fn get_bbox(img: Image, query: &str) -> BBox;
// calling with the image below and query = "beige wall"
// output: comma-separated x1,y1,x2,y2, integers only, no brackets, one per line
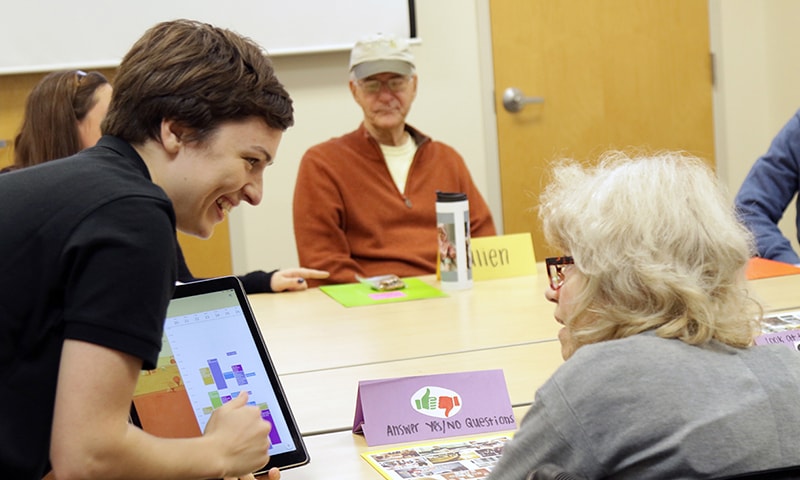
230,0,495,273
711,0,800,255
231,0,800,274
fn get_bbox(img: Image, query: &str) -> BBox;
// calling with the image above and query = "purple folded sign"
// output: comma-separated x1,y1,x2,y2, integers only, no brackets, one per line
352,369,516,446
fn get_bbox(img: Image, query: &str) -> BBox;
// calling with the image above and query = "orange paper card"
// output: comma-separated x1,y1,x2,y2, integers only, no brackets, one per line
746,257,800,280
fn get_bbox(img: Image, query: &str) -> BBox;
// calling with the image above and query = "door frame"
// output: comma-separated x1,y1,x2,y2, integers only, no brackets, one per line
475,0,505,234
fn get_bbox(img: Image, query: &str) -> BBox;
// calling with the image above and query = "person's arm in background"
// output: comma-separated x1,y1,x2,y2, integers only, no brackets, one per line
177,242,328,293
240,268,330,292
293,148,366,286
734,110,800,265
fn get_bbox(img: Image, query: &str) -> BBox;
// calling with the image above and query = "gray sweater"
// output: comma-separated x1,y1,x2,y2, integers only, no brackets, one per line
488,331,800,479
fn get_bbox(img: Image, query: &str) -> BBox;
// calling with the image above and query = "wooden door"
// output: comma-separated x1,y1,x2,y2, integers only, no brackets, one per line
177,225,233,278
489,0,716,260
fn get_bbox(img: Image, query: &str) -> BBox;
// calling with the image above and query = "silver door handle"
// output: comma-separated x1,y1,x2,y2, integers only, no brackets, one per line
502,87,544,113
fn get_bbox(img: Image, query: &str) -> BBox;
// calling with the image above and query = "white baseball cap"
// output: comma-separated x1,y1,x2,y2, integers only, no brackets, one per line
349,33,415,80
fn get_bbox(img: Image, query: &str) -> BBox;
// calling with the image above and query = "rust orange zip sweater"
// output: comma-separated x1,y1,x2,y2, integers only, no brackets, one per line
293,123,496,286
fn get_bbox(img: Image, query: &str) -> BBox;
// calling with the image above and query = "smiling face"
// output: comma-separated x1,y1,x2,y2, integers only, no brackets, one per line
159,116,282,238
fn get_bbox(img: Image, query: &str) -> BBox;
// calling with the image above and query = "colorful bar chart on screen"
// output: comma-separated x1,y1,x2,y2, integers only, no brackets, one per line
162,302,292,453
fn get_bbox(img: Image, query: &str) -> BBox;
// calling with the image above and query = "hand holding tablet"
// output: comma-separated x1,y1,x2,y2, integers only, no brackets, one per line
131,276,310,475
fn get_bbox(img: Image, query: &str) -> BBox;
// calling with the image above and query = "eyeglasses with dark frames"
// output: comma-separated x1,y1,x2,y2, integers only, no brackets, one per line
545,256,574,290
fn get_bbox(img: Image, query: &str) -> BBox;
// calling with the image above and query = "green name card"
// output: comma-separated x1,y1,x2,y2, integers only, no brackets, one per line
471,233,537,280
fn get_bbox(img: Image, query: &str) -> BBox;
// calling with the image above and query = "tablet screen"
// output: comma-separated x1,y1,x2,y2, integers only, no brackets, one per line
131,278,309,472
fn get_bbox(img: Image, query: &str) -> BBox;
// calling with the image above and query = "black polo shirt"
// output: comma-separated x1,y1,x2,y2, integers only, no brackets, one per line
0,136,177,478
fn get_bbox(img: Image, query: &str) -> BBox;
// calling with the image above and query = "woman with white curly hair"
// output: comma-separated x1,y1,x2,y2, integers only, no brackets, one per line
488,151,800,480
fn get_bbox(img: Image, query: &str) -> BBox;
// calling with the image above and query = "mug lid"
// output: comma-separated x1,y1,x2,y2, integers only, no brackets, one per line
436,191,467,202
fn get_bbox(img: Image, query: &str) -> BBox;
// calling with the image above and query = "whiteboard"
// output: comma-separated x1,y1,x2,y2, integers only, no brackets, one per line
1,0,416,75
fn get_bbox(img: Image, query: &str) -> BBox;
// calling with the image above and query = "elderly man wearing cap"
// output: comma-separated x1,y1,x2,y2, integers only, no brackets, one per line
293,33,496,286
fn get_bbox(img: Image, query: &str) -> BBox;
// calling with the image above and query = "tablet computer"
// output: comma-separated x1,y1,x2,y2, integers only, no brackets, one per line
130,276,310,473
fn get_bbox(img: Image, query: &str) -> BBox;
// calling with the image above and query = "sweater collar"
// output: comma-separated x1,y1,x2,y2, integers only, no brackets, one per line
357,122,430,148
